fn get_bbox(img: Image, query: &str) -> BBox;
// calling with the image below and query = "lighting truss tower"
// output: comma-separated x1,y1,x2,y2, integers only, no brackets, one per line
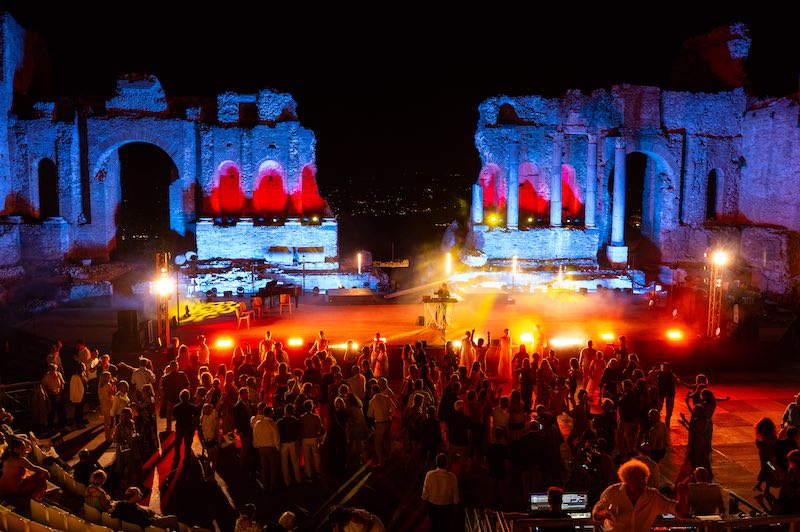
156,251,171,345
706,251,727,337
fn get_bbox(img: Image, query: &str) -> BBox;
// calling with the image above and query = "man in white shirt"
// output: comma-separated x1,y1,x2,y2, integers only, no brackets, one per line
346,366,366,401
593,459,677,532
130,358,156,397
579,340,598,389
422,453,459,530
252,404,281,492
367,384,397,468
197,335,210,366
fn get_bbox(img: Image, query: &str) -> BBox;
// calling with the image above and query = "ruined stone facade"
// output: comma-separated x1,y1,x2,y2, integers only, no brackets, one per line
0,13,336,268
464,85,800,293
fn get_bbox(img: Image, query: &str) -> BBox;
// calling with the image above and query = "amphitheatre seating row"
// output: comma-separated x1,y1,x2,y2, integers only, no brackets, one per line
24,435,210,532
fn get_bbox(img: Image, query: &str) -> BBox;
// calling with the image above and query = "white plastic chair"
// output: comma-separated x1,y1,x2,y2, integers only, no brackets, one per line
101,513,121,531
279,293,292,315
69,477,87,497
46,508,68,532
121,520,144,532
234,307,251,329
66,513,89,532
30,499,49,525
83,504,102,525
5,512,31,532
29,521,57,532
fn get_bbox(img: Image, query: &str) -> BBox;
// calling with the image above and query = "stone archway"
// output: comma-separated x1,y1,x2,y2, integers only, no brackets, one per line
561,164,583,223
253,160,287,218
116,142,178,256
37,158,59,219
606,144,676,271
479,163,505,218
519,161,548,224
81,128,193,260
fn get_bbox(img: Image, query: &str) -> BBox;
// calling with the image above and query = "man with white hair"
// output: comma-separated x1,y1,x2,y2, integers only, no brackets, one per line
593,459,677,531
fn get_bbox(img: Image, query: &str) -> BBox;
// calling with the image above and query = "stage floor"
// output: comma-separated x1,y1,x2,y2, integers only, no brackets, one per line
182,290,666,342
20,289,693,365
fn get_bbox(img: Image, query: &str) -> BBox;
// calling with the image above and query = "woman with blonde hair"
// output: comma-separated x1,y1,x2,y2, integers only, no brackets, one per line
84,469,112,512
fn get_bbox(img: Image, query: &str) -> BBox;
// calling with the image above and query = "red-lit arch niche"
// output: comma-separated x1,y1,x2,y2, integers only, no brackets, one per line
561,164,584,222
479,163,506,213
209,161,244,216
301,164,328,216
253,160,288,217
519,162,548,222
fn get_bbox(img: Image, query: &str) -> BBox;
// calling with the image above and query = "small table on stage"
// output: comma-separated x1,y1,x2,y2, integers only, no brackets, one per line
422,296,457,335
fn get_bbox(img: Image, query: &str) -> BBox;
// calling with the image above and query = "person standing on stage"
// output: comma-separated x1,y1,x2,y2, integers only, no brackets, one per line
533,324,547,356
498,329,513,381
459,331,476,374
579,340,598,390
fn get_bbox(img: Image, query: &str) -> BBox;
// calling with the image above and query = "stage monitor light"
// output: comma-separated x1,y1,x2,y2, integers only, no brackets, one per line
527,217,534,223
549,337,584,348
287,337,304,347
711,250,728,267
311,216,319,222
600,332,615,342
215,337,233,348
488,214,498,225
520,332,534,344
155,277,174,296
665,329,683,341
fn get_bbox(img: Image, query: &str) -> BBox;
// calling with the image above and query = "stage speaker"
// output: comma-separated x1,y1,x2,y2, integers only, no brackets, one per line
117,310,138,334
112,329,140,353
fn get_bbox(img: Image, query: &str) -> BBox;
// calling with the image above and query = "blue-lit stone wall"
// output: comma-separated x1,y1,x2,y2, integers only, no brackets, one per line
195,218,338,266
468,84,800,292
0,15,334,265
473,226,599,261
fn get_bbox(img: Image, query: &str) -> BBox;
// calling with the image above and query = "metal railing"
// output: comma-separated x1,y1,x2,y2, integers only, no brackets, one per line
466,508,800,532
0,380,37,417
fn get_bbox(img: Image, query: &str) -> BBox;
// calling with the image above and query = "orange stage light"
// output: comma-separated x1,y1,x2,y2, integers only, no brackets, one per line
451,340,462,348
549,337,584,348
215,337,233,348
287,337,304,347
600,333,615,342
665,329,683,341
520,333,534,344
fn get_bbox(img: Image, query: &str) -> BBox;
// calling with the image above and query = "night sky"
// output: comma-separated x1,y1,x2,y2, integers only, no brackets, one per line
4,4,798,256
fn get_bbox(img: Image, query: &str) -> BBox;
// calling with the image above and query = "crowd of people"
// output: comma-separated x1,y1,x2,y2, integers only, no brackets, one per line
1,328,799,530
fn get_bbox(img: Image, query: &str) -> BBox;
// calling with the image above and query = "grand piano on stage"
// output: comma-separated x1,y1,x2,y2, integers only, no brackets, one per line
259,282,302,308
